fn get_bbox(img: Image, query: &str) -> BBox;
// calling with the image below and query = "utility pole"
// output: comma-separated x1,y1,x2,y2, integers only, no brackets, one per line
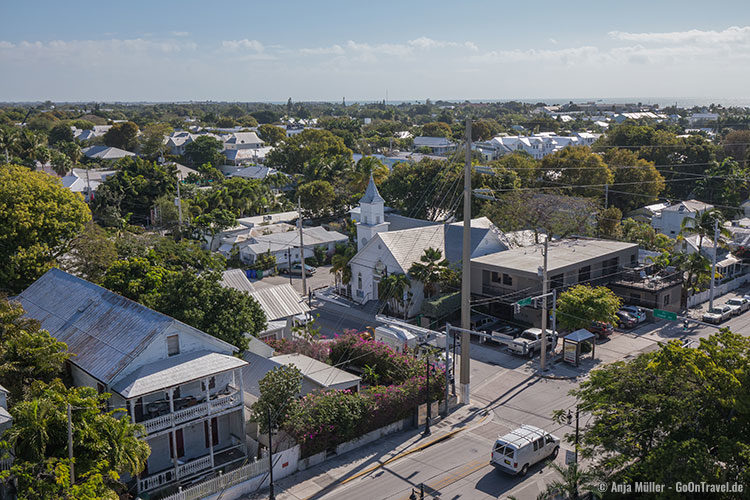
423,346,431,437
267,408,275,500
443,325,451,417
67,403,74,485
460,118,472,405
85,168,92,202
540,236,549,372
604,184,609,209
287,248,292,285
709,218,718,310
576,405,579,463
297,196,307,297
176,172,183,227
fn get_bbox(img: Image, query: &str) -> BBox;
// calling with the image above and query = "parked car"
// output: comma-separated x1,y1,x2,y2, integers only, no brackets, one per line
702,306,733,324
507,328,558,358
615,311,638,329
481,321,522,341
725,297,750,315
280,263,317,276
589,321,614,339
620,306,647,323
491,425,560,476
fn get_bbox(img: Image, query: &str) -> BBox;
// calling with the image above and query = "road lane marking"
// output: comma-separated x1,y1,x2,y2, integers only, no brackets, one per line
396,459,490,500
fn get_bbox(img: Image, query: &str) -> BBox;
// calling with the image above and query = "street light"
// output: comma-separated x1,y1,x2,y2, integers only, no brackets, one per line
420,343,432,437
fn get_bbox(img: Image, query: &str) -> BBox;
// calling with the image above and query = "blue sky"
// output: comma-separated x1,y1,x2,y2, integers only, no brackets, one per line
1,0,749,102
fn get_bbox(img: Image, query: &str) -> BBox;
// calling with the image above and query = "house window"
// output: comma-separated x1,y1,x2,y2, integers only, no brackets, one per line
502,274,512,286
173,386,181,400
630,253,637,265
169,429,185,458
201,377,216,391
551,274,564,289
204,417,219,448
578,266,591,283
482,270,490,284
376,216,381,224
491,271,501,283
167,335,180,357
664,294,670,305
358,273,362,289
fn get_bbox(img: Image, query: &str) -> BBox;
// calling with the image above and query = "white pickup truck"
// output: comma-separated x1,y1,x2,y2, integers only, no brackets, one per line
505,328,558,358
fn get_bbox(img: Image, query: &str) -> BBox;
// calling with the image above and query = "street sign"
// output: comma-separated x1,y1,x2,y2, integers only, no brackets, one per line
517,297,533,307
653,309,677,321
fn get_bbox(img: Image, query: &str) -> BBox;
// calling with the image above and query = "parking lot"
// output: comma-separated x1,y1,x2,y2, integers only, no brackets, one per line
250,264,335,295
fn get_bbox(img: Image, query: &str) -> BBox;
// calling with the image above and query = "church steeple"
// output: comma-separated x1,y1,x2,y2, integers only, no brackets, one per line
356,175,389,250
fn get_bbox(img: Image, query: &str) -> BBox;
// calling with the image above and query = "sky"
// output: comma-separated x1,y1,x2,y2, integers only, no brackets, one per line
1,0,750,103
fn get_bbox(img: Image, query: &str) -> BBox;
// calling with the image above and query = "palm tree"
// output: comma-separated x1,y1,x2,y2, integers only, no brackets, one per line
0,127,20,163
408,247,449,298
4,397,55,462
679,208,730,252
331,245,356,295
378,273,412,318
537,462,602,500
99,417,150,477
60,141,83,166
673,252,713,308
350,156,389,193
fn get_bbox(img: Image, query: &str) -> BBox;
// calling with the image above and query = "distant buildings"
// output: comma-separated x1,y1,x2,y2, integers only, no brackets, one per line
650,199,714,238
413,136,457,155
81,145,136,160
474,132,600,161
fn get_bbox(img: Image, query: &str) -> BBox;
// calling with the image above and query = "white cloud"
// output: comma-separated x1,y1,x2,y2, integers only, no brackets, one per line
0,41,15,49
299,37,478,60
300,44,345,55
170,31,190,37
609,26,750,44
221,39,264,52
407,37,478,51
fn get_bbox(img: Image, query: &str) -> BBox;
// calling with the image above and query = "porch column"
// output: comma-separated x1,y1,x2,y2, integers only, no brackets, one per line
168,388,175,415
236,368,244,401
170,430,179,479
128,399,136,424
205,377,211,413
207,418,215,468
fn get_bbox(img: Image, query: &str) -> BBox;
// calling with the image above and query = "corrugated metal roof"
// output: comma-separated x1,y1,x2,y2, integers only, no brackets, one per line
17,269,236,385
248,284,309,321
241,351,283,398
220,269,256,293
112,350,247,398
271,353,361,388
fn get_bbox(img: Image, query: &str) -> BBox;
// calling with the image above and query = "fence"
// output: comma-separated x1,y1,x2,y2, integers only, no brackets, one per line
687,275,750,308
159,459,268,500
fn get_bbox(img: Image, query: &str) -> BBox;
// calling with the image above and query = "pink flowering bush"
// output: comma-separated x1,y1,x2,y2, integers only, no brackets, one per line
266,337,330,362
284,367,446,458
328,333,420,385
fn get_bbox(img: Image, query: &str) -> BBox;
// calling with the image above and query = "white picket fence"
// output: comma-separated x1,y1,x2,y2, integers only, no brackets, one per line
687,275,750,308
160,459,268,500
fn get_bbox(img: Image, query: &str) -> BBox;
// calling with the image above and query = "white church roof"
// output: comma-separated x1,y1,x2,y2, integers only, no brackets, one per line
359,175,385,204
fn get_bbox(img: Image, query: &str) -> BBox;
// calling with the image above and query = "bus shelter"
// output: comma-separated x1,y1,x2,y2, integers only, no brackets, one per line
562,329,596,367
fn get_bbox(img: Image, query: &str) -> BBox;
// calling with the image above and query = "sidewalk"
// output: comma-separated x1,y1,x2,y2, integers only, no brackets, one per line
246,403,488,500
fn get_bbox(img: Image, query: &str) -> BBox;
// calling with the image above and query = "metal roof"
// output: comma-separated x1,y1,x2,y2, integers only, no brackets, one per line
496,424,548,448
220,269,256,293
241,351,284,398
248,284,309,321
565,329,596,343
271,353,361,388
359,175,385,204
17,269,236,385
112,350,247,399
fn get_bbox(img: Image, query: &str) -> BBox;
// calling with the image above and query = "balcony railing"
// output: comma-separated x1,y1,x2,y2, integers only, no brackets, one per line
140,388,242,435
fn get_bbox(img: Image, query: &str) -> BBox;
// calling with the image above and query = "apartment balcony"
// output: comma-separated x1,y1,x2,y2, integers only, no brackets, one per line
138,386,242,435
137,441,246,493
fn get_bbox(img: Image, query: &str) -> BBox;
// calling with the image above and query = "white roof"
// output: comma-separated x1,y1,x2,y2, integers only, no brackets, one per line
248,284,310,321
225,132,264,146
413,136,456,147
496,425,548,448
61,168,116,192
112,350,247,398
220,269,256,293
240,226,347,256
271,353,361,388
82,145,135,160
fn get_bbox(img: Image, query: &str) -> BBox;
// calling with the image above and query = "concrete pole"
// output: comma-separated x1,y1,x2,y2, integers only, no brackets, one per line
67,403,74,485
297,196,307,297
709,218,718,310
443,325,451,417
176,172,183,226
460,118,472,405
540,237,549,372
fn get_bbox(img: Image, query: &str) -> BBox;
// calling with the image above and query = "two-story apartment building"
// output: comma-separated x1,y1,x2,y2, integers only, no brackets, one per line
17,269,249,496
651,199,713,238
471,239,638,325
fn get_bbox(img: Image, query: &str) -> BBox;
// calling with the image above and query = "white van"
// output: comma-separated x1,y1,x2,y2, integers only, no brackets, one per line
490,425,560,476
374,325,417,354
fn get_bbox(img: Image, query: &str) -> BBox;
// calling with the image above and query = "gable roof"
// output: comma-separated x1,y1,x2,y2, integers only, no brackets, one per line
220,269,256,293
271,353,361,388
360,175,385,204
111,350,247,399
354,218,499,273
248,284,310,321
81,145,135,160
224,132,263,146
16,269,235,385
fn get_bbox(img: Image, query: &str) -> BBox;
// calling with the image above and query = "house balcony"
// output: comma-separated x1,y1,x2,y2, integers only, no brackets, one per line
137,441,246,493
137,386,242,435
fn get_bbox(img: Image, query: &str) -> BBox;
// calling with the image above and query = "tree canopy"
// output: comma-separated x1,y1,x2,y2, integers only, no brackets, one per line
556,285,622,331
569,330,750,490
102,121,139,151
0,165,91,293
265,129,352,176
182,135,224,168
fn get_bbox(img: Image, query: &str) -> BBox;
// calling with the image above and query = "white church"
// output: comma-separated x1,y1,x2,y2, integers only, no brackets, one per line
348,176,509,318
